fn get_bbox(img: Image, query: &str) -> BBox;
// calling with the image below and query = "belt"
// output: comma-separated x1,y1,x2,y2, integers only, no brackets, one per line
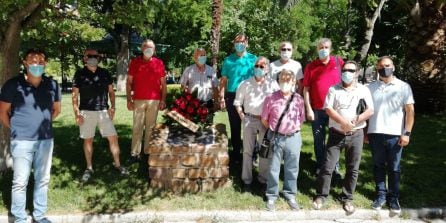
245,113,261,119
329,128,358,136
275,130,300,137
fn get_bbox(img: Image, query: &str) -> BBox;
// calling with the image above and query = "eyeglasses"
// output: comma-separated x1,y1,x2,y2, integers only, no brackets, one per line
86,55,100,58
254,65,265,69
342,69,356,72
281,48,292,51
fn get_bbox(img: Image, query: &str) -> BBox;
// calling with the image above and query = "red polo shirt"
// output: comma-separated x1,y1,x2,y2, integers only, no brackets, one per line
128,56,165,100
303,56,344,110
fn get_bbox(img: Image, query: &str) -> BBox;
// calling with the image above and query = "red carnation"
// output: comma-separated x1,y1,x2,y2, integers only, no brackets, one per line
186,105,195,115
185,94,193,101
179,101,186,110
191,99,200,108
201,107,209,116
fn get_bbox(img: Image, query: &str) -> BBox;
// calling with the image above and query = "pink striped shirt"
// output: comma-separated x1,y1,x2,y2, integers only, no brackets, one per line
261,91,306,135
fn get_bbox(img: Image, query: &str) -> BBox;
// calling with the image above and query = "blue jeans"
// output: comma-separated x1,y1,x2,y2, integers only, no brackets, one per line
266,132,301,201
11,139,54,223
368,134,402,201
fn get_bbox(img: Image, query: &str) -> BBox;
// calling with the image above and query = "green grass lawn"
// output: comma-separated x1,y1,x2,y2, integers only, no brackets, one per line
0,91,445,214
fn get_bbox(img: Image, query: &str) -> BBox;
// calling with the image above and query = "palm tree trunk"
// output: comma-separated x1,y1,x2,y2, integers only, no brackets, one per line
406,1,446,113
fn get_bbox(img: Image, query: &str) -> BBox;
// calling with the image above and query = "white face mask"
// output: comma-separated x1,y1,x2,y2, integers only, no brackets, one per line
279,82,293,93
280,51,292,61
143,48,154,58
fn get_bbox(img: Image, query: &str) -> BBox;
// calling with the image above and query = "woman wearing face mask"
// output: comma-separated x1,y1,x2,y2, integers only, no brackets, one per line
261,69,305,211
312,61,374,214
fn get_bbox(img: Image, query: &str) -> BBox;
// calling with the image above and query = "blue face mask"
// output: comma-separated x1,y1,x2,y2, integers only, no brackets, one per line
28,64,45,77
197,56,207,65
234,42,246,53
341,71,355,84
254,67,265,77
318,48,330,59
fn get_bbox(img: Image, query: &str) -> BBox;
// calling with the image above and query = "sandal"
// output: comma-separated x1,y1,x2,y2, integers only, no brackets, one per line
343,201,355,214
312,197,324,210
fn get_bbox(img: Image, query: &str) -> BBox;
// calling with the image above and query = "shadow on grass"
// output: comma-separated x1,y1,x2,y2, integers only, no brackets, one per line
50,123,170,214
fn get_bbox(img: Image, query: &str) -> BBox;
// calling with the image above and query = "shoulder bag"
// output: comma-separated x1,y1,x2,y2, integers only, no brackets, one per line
259,93,295,158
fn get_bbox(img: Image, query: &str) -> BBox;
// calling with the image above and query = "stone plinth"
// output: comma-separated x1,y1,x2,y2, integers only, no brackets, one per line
145,124,230,193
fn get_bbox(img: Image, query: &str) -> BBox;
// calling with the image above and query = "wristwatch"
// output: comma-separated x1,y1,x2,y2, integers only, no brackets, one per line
403,131,411,136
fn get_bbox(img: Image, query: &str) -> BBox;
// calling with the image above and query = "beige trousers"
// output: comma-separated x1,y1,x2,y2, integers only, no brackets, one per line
131,99,160,156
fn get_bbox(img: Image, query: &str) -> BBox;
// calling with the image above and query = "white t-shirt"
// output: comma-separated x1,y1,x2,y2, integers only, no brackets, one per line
269,59,304,82
367,77,415,135
233,77,279,116
324,83,374,131
179,64,218,102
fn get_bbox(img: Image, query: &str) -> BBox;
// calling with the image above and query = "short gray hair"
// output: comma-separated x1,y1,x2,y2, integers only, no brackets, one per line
316,38,332,49
256,56,270,65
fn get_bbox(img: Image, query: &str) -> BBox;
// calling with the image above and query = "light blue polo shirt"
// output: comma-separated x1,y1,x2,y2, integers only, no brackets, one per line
221,52,257,93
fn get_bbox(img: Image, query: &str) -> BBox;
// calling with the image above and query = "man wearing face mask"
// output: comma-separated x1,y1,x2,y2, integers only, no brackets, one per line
367,56,415,214
303,38,344,177
126,39,167,163
261,69,305,211
220,34,257,163
234,57,279,192
180,48,219,109
312,61,374,214
72,49,129,183
270,41,304,95
0,49,61,223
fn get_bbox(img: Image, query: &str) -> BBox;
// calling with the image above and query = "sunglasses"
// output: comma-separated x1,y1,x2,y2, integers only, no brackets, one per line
254,65,265,69
86,55,100,58
281,48,292,51
342,69,356,72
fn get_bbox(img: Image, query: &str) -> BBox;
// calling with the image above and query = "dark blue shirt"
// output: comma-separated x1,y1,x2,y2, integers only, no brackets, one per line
0,75,61,140
72,67,112,111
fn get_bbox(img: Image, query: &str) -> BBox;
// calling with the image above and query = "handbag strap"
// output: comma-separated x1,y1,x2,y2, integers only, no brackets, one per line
272,93,295,135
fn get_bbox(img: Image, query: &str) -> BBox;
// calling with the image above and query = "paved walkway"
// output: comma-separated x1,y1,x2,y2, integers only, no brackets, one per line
1,208,445,223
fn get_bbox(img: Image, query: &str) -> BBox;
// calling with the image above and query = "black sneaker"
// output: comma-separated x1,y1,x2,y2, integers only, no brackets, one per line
33,217,52,223
371,197,386,210
389,199,401,214
115,166,129,176
81,168,94,183
127,155,140,164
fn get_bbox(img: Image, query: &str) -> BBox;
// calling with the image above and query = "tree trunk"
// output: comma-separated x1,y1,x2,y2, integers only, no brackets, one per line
406,1,446,113
355,0,387,62
116,26,129,92
210,0,223,71
0,2,44,171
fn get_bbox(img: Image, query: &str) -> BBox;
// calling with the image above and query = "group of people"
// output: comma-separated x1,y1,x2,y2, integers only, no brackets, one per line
0,34,414,222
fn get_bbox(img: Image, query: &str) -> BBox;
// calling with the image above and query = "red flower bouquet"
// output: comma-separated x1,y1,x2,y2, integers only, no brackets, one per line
165,89,215,132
